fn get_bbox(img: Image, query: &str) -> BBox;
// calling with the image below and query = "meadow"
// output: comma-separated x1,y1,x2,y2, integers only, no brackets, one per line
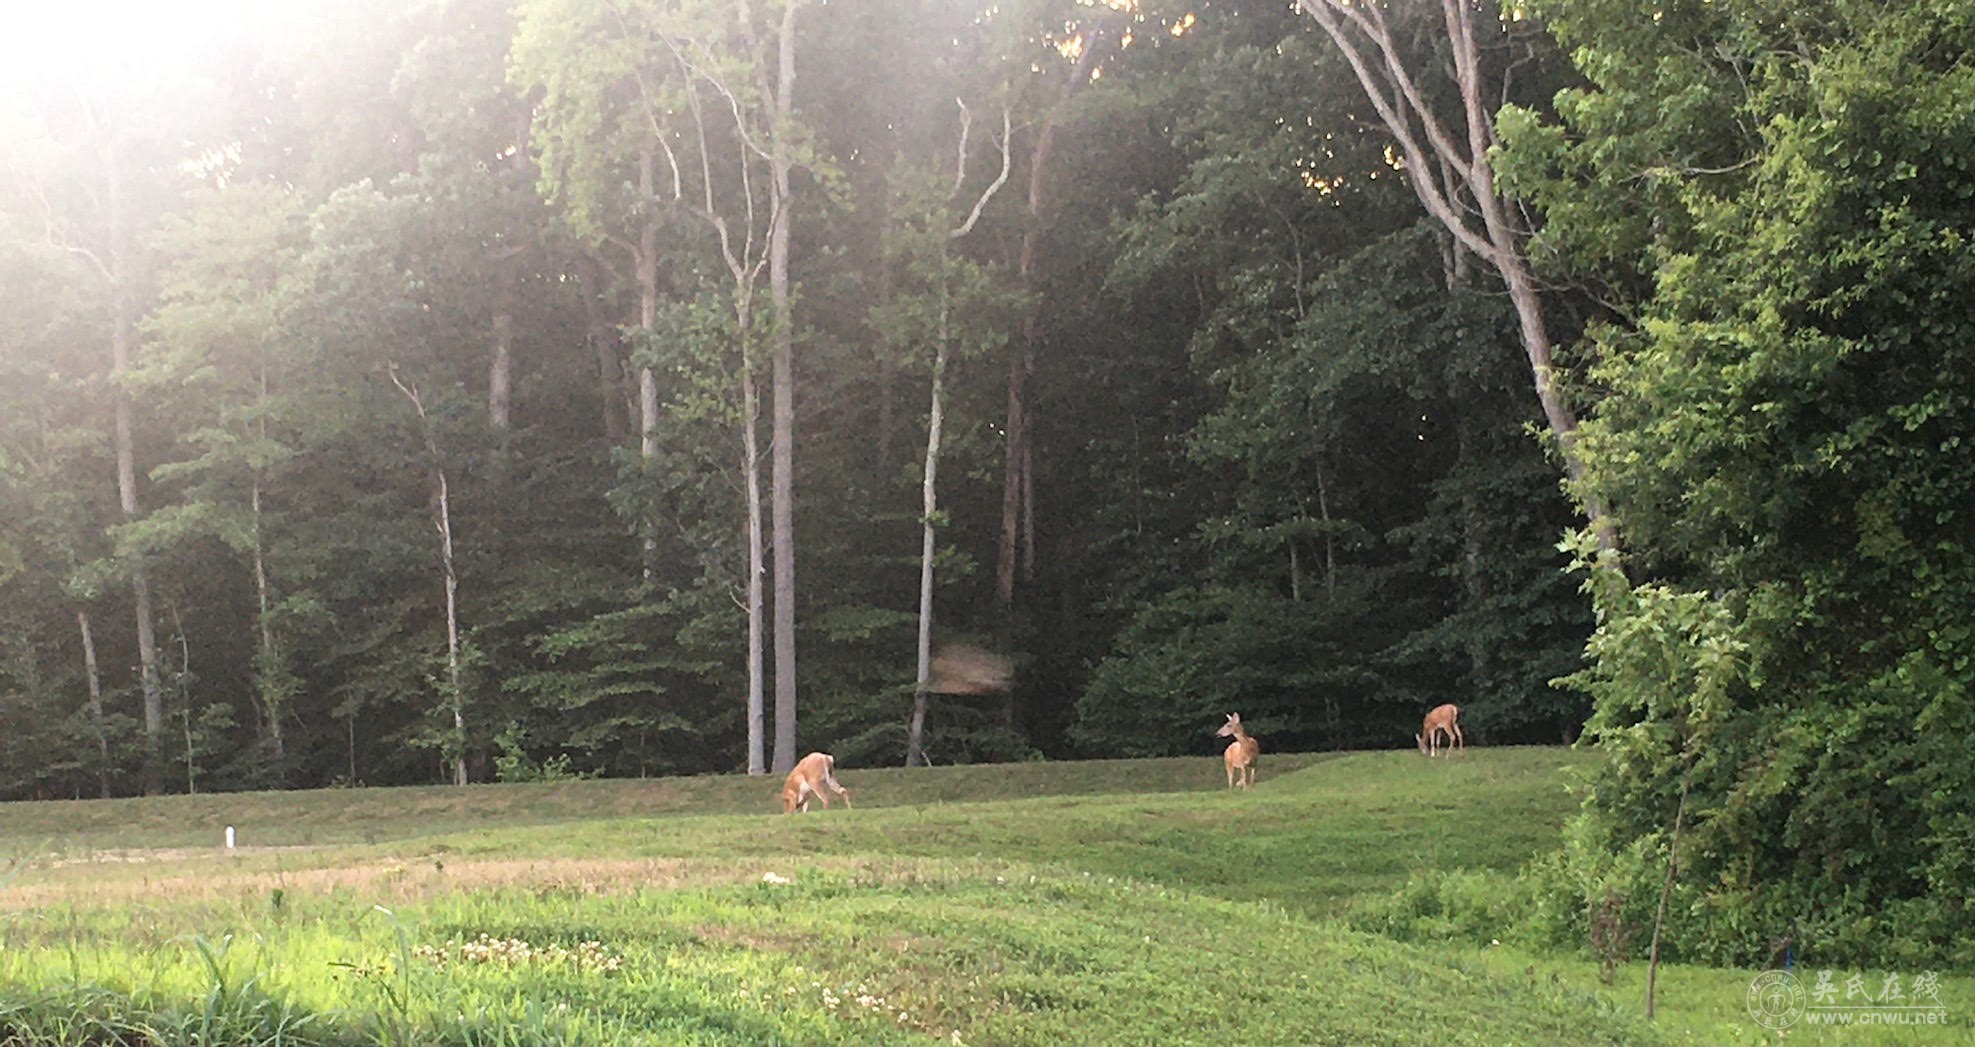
0,748,1966,1045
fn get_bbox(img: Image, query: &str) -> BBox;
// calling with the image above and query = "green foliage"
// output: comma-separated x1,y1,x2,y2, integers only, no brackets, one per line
1508,0,1975,966
491,724,591,784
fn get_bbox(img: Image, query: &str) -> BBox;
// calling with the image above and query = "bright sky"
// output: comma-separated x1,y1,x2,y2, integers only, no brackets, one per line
0,0,319,95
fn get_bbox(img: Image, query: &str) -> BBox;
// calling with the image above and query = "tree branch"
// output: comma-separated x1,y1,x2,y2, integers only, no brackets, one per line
951,107,1012,240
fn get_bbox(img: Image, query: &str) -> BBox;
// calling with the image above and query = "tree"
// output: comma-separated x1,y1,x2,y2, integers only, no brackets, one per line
9,89,187,793
1294,0,1616,551
510,0,682,565
1507,0,1975,966
141,183,308,778
513,0,814,775
873,105,1017,766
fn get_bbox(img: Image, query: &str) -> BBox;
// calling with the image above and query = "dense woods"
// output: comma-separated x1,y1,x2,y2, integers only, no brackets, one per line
1,0,1970,966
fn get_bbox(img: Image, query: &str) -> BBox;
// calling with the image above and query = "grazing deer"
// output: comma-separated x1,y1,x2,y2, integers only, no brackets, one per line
781,752,852,814
1416,704,1464,758
1216,713,1261,789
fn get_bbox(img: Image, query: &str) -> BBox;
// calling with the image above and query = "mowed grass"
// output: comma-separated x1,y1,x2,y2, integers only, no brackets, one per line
0,748,1966,1045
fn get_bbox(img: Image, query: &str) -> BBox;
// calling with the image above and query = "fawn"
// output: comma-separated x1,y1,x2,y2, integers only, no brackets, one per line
781,751,853,813
1216,713,1261,789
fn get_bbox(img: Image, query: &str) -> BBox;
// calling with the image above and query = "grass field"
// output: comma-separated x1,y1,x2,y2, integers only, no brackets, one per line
0,747,1967,1045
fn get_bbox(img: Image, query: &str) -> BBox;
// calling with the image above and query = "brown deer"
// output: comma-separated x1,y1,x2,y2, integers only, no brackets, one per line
1216,713,1261,789
780,752,852,813
1416,704,1464,757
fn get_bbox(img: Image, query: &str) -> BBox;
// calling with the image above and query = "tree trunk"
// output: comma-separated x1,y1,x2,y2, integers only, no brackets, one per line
995,33,1104,610
907,300,951,769
489,307,513,432
1646,772,1691,1020
104,147,164,796
251,362,286,770
1316,463,1336,597
767,0,801,776
391,369,468,787
438,462,465,787
577,255,630,443
995,347,1029,606
76,610,109,799
637,145,662,577
1296,0,1618,553
251,476,286,766
743,318,768,777
171,604,195,794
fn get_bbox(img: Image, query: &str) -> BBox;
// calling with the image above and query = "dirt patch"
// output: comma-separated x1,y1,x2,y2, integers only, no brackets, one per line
0,855,759,909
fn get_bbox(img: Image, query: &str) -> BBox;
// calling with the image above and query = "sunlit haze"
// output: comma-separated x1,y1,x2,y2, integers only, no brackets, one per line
0,0,319,95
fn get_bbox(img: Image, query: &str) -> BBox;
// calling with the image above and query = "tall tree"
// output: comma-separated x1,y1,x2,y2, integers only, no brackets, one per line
16,92,183,793
758,0,805,775
873,104,1016,767
510,0,679,568
1294,0,1615,551
141,184,308,777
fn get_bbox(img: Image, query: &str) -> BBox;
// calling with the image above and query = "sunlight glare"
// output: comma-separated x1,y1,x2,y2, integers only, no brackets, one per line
0,0,317,95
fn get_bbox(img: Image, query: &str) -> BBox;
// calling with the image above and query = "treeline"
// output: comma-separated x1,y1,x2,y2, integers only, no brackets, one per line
4,0,1974,969
0,0,1587,797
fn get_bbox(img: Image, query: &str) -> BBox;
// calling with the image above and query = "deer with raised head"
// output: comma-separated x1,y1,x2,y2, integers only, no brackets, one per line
780,751,852,813
1216,713,1261,789
1416,704,1464,758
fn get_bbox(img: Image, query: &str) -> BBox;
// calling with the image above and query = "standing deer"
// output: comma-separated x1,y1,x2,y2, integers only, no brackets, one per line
1416,704,1464,757
1216,713,1261,789
781,751,852,813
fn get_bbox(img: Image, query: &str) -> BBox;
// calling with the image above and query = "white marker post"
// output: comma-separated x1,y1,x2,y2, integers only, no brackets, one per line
225,825,236,849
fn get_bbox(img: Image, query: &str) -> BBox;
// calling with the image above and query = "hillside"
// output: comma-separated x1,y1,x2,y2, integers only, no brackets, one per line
0,750,1965,1046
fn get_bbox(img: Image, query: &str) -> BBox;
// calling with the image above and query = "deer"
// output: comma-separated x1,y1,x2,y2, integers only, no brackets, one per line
1216,713,1261,789
1416,703,1464,758
780,751,853,814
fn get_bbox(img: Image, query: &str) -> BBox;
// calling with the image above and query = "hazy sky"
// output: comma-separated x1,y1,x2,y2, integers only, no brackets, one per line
0,0,322,95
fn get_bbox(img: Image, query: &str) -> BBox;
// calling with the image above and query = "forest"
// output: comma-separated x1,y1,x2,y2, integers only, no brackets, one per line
1,0,1971,964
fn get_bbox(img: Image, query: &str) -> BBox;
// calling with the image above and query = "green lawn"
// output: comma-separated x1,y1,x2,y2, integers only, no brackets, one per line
0,748,1966,1045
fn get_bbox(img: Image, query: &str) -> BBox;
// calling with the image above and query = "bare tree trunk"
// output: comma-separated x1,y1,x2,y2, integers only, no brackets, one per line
1296,0,1617,552
907,305,951,769
743,324,768,776
767,0,802,776
391,368,468,787
170,603,195,795
104,148,164,796
637,145,662,578
438,463,465,786
76,610,109,798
